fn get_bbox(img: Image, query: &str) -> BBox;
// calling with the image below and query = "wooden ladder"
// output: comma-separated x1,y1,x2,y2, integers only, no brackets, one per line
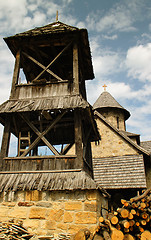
18,131,31,156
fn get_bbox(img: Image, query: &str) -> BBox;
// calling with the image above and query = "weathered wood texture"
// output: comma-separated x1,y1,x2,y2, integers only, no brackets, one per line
4,21,94,81
10,50,20,99
14,82,70,99
0,116,11,168
3,156,77,171
93,155,146,189
0,170,101,192
73,42,79,94
90,189,151,240
0,95,89,113
74,109,83,169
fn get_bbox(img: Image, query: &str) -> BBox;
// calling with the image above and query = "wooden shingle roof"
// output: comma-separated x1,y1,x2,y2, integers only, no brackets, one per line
93,155,146,189
0,170,109,197
5,21,79,38
140,141,151,153
0,95,89,113
93,91,130,120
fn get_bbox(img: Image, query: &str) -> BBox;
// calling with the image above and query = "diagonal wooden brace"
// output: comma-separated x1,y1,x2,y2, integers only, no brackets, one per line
33,41,72,81
22,51,63,82
20,113,60,156
19,111,66,157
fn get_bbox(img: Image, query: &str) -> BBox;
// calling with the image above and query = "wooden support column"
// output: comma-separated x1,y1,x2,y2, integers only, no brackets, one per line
73,42,79,94
74,109,83,169
10,50,21,99
0,116,11,169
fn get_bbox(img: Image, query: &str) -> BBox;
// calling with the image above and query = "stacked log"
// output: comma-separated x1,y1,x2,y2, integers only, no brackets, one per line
0,220,33,239
95,189,151,240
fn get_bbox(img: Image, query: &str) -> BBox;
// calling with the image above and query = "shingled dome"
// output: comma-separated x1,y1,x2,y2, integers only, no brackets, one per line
93,91,130,120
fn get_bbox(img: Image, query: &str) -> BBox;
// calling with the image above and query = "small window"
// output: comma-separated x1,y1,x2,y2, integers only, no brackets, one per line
117,117,119,129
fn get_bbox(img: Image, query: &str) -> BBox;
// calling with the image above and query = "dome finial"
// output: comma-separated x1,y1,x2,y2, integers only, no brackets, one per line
103,84,107,91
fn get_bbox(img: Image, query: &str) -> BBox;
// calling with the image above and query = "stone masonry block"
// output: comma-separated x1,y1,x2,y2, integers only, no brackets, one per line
29,207,46,219
64,211,73,223
43,220,57,230
47,209,64,222
75,212,97,224
57,222,68,230
84,201,97,212
68,224,87,234
23,219,40,230
65,201,82,211
9,208,27,219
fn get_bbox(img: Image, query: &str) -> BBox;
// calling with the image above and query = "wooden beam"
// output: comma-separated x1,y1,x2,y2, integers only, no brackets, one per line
10,50,20,99
33,41,72,81
20,113,60,156
22,51,64,82
12,116,18,137
61,143,74,155
82,127,91,160
73,42,79,94
42,111,52,120
19,111,66,157
74,109,83,168
0,116,11,169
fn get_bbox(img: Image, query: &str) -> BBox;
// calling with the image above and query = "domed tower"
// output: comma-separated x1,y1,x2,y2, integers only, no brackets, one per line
93,85,130,131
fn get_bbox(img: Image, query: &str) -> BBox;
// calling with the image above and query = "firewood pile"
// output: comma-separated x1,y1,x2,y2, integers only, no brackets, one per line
0,220,33,240
73,189,151,240
95,189,151,240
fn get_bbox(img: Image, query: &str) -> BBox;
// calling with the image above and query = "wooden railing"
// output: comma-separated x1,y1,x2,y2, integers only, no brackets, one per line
2,155,77,172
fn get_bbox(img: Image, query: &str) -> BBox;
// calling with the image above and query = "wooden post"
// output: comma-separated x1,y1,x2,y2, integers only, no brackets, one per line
10,50,21,99
74,109,83,169
0,116,11,169
73,42,79,94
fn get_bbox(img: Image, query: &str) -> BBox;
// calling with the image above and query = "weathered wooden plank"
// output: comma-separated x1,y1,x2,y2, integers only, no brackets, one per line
61,143,74,154
0,116,11,169
10,50,21,99
74,109,83,169
73,42,79,94
2,156,77,171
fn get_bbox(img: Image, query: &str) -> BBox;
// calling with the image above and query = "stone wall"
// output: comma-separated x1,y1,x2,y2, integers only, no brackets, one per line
0,189,108,238
98,108,126,131
92,118,139,158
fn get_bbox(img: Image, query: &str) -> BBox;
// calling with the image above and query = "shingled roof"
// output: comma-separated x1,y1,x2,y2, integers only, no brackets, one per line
0,95,89,113
93,91,130,120
5,21,78,38
93,155,146,189
140,141,151,153
0,170,109,197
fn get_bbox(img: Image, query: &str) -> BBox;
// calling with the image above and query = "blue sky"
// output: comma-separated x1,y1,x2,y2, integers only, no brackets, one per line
0,0,151,155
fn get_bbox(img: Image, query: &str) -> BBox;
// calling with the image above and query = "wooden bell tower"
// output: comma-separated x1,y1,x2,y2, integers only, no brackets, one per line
0,21,100,176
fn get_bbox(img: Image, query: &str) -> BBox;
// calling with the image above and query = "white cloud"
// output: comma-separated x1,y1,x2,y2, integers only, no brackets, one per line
86,0,142,34
126,43,151,82
0,0,28,33
96,7,136,33
102,34,118,40
0,0,74,34
90,37,124,80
